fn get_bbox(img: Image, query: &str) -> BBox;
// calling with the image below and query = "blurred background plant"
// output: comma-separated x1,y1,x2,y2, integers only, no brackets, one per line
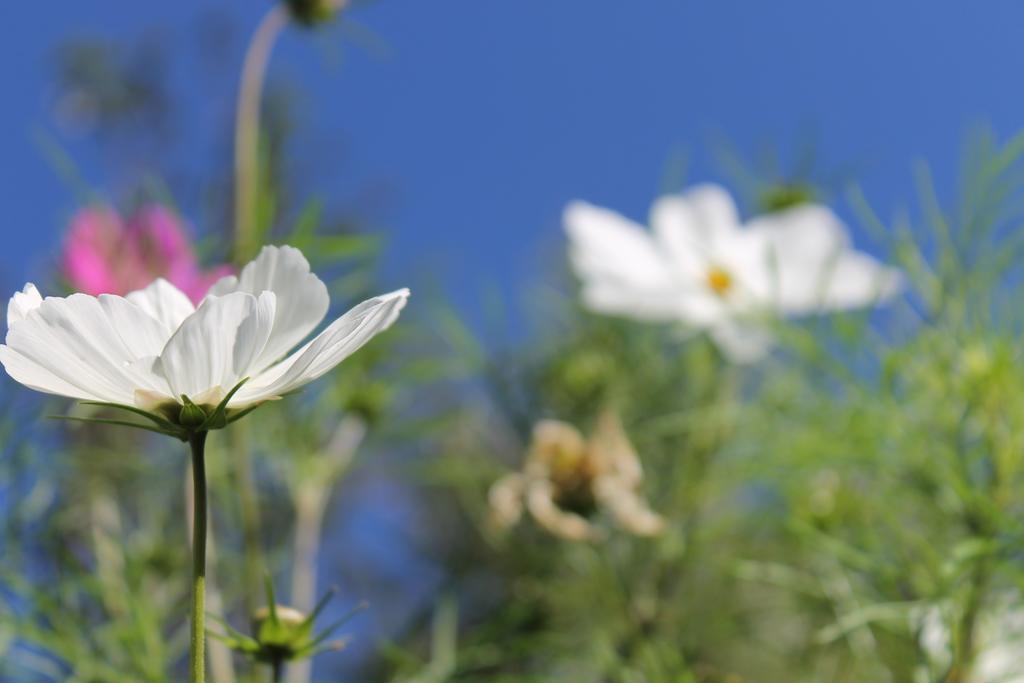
3,2,1024,683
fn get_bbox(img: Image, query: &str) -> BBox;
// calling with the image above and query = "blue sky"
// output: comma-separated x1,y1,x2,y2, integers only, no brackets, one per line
2,0,1024,315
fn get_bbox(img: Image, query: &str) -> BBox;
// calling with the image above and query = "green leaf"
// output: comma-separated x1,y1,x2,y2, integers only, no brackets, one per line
304,601,367,652
300,588,337,631
225,402,265,426
264,575,279,626
79,401,179,431
48,415,184,440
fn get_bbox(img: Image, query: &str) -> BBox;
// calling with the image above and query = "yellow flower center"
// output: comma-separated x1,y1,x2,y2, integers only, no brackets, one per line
706,266,734,296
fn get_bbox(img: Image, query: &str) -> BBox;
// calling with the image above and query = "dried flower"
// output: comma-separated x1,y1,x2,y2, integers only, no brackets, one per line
490,411,664,541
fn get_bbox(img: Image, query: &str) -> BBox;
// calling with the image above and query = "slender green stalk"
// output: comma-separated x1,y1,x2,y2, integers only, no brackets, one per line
234,4,289,263
272,659,284,683
947,558,990,683
189,431,210,683
946,413,1002,683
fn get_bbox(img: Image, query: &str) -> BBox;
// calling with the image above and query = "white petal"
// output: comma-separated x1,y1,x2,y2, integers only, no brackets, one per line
232,288,408,406
746,205,901,314
813,253,903,313
745,205,848,312
708,320,773,364
207,245,329,372
564,201,676,296
232,292,277,380
748,204,850,260
126,279,196,335
157,291,276,403
710,228,775,308
650,183,742,269
7,283,43,329
578,282,686,322
2,294,159,403
0,345,103,401
97,294,177,359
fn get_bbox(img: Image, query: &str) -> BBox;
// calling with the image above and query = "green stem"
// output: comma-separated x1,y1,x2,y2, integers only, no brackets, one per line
945,411,1000,683
189,432,209,683
234,4,289,264
272,659,284,683
947,559,990,683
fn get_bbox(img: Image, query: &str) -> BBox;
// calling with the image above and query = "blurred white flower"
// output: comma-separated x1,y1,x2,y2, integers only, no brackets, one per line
1,245,408,423
489,411,664,541
917,599,1024,682
564,183,901,362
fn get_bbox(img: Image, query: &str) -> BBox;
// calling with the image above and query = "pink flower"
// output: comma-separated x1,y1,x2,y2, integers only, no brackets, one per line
62,205,233,303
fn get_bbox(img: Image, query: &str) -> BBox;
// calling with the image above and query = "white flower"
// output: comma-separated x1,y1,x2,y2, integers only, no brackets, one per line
1,245,408,429
917,599,1024,682
564,183,901,362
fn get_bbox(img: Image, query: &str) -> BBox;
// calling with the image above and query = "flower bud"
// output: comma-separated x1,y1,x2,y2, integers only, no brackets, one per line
212,583,360,672
285,0,342,27
759,182,816,213
178,395,207,429
251,605,315,660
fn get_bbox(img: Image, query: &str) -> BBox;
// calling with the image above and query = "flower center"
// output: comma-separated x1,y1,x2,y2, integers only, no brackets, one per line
706,266,734,296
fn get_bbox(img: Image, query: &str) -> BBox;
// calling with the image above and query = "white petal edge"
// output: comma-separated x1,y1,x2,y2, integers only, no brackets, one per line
207,245,329,373
230,288,409,406
708,320,773,364
578,282,686,322
125,278,196,335
98,294,179,360
0,345,105,401
564,201,676,294
157,291,276,403
7,283,42,329
650,183,742,269
786,252,903,316
747,204,903,315
3,294,156,404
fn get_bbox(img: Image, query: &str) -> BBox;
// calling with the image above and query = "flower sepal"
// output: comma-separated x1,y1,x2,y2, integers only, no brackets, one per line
52,377,261,441
285,0,342,27
210,578,363,669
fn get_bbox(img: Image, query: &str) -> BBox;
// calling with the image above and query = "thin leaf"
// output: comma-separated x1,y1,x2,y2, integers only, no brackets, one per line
300,588,337,630
79,401,179,431
48,415,183,439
